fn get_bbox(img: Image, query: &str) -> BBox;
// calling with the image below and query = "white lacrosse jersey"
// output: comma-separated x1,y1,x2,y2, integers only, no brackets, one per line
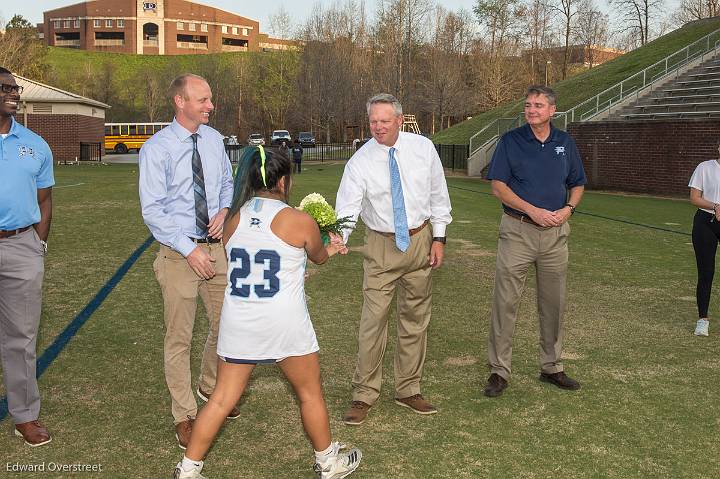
217,197,319,360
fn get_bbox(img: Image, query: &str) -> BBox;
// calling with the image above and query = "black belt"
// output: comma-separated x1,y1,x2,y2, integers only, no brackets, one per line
0,226,32,239
191,236,221,244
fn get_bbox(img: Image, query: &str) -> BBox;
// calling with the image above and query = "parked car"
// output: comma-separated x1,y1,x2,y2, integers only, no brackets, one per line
248,133,265,146
298,131,316,148
271,129,291,145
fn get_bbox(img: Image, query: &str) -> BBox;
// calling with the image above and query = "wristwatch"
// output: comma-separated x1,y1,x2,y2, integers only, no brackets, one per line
432,237,446,244
40,240,48,254
565,203,576,215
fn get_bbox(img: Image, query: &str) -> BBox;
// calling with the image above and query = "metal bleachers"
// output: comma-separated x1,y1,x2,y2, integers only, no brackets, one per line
612,55,720,120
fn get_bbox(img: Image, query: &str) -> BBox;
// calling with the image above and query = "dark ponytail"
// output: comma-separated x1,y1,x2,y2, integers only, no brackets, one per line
229,146,292,217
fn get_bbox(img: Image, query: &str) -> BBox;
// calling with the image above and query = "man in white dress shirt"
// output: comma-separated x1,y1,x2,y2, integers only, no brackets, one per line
335,93,452,425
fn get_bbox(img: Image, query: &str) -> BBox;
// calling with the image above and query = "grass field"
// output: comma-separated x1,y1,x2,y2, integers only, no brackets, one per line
1,163,719,478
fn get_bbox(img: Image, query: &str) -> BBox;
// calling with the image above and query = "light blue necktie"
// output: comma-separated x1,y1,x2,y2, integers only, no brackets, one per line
389,147,410,252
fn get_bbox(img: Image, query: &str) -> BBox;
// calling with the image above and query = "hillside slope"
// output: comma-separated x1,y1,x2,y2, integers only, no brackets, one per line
432,17,720,145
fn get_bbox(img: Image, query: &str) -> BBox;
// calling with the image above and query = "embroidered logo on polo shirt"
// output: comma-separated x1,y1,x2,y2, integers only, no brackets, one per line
555,146,565,155
18,145,35,157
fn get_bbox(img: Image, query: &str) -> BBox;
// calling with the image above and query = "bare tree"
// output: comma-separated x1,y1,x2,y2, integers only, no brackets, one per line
672,0,720,26
518,0,554,83
609,0,664,46
420,6,474,133
474,0,521,58
268,5,294,40
550,0,578,79
573,0,609,69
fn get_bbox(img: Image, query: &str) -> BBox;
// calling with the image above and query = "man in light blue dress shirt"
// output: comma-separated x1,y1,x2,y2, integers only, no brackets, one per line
139,74,236,449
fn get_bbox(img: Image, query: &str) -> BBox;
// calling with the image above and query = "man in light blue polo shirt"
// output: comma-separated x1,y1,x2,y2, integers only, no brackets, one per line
0,67,54,446
483,85,587,398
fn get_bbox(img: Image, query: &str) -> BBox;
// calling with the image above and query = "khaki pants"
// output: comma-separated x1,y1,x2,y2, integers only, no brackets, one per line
488,214,570,380
352,225,433,404
153,243,227,424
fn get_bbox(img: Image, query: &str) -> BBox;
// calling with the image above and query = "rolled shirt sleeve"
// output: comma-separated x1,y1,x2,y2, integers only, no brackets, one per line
219,147,234,209
428,141,452,237
335,160,365,243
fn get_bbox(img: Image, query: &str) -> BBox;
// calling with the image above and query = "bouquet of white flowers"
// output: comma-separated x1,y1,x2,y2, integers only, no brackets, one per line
297,193,354,245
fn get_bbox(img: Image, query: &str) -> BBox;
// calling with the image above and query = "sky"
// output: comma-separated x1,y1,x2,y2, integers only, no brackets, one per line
0,0,480,32
1,0,684,38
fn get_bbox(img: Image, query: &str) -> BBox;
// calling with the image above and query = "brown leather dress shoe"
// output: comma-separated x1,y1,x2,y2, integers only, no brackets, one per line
484,373,508,397
175,416,195,450
394,394,437,415
197,387,241,420
342,400,371,425
15,420,52,447
539,371,581,390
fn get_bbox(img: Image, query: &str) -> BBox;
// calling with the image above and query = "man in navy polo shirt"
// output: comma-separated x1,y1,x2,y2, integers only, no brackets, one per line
483,85,586,398
0,67,54,445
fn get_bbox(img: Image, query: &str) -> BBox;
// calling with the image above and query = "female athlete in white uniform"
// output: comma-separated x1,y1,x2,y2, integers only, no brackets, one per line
173,146,362,479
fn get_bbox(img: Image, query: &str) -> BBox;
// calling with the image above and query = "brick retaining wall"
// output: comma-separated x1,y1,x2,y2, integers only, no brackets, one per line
568,120,720,197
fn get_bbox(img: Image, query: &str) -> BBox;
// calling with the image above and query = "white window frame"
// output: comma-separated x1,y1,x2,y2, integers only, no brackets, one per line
177,22,183,30
64,20,71,29
189,23,196,32
118,19,125,28
232,27,238,35
106,19,113,27
221,25,227,34
201,24,208,32
242,28,248,36
54,20,61,29
94,19,101,27
74,19,80,28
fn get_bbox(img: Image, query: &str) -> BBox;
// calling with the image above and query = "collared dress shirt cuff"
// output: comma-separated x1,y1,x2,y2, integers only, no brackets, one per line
176,236,197,258
431,223,447,238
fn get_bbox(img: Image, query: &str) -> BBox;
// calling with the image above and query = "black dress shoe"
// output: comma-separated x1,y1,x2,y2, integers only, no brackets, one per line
539,371,581,390
483,373,508,397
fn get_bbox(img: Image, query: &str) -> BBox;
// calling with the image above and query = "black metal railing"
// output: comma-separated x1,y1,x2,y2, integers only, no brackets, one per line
80,142,102,162
225,144,243,164
304,143,355,162
435,144,469,172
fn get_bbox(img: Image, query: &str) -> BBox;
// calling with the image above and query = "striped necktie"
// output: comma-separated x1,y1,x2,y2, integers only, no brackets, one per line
191,133,209,237
389,147,410,252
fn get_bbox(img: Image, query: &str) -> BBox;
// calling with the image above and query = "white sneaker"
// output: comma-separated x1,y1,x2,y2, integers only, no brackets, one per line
313,443,362,479
695,319,709,336
172,462,206,479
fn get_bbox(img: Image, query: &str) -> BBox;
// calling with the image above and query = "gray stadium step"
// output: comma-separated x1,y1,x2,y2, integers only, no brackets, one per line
633,101,720,113
620,110,720,120
648,93,720,102
675,79,720,86
662,85,720,95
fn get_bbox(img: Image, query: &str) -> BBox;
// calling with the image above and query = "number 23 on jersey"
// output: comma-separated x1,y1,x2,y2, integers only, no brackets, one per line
229,247,281,298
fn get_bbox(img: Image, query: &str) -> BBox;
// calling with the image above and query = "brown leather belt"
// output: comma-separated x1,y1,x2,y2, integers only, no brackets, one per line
504,211,545,228
373,219,429,237
0,226,32,239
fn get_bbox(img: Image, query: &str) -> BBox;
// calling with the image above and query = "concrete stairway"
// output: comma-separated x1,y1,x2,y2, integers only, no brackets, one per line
610,54,720,120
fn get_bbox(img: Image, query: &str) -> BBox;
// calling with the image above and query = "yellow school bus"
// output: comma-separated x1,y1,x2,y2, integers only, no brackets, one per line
104,122,170,154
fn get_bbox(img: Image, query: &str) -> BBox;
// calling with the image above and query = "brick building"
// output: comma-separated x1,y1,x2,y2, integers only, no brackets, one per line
41,0,294,55
14,74,110,162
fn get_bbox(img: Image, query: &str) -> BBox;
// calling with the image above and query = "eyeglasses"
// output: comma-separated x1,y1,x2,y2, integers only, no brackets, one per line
0,84,23,94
